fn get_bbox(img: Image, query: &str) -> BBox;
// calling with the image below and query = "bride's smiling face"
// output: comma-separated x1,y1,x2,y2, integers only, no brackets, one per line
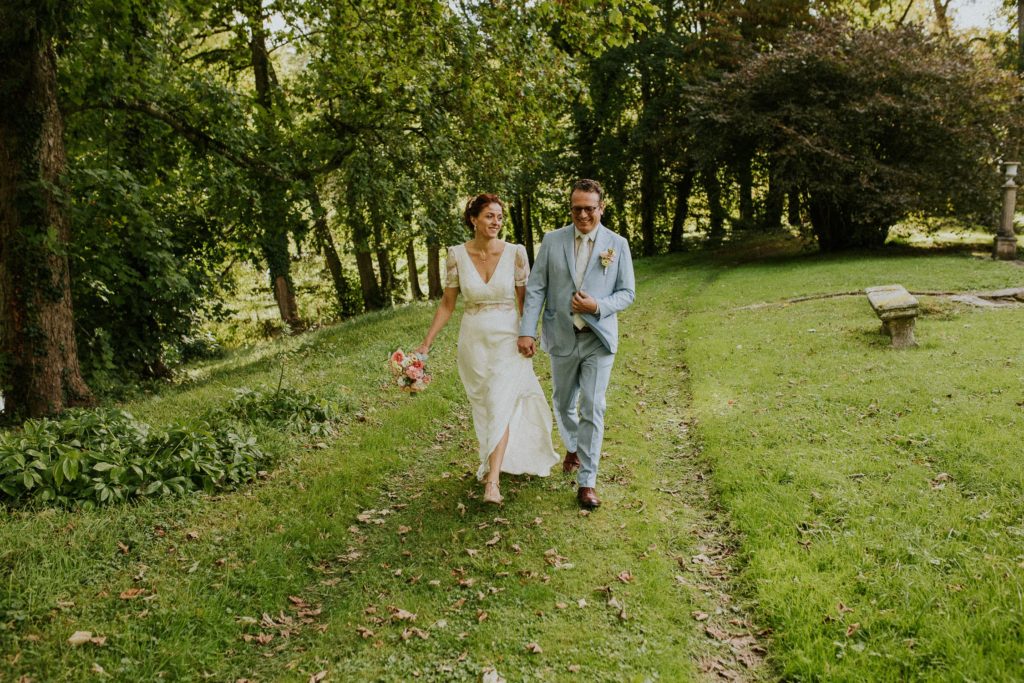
471,203,504,240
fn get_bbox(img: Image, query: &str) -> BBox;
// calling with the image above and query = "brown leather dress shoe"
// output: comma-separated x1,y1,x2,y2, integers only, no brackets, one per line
563,451,580,473
577,487,601,509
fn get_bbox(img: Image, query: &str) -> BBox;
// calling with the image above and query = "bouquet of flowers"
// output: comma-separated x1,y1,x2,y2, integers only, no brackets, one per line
389,349,431,392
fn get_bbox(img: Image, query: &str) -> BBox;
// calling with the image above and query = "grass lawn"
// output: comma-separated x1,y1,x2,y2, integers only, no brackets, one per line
2,239,1023,681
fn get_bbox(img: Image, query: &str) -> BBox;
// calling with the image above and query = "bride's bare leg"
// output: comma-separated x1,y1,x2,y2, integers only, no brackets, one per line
483,426,510,503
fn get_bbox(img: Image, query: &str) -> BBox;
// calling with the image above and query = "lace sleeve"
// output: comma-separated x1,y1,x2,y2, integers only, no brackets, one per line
514,244,530,287
444,247,459,289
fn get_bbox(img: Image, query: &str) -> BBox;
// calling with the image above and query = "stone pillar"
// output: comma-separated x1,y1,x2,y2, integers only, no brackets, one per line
994,161,1019,260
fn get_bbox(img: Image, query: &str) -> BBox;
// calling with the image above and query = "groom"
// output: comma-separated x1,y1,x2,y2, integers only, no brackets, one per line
518,179,636,509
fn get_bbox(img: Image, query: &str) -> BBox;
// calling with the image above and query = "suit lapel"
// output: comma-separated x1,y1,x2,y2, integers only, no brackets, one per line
563,226,577,284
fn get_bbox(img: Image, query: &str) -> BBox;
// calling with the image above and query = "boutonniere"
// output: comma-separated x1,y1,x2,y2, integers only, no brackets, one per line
599,248,616,273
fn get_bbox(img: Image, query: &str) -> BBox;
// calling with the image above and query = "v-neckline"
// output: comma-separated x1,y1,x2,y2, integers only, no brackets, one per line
466,242,509,286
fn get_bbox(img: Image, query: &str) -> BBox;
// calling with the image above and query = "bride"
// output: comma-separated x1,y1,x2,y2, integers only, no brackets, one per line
417,193,559,504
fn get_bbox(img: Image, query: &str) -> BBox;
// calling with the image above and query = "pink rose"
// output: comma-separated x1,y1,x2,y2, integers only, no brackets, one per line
405,365,424,381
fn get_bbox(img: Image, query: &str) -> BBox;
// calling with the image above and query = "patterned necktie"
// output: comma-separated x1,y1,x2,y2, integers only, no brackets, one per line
573,233,590,329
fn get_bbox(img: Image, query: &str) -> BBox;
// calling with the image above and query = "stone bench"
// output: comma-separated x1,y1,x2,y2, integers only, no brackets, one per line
865,285,919,348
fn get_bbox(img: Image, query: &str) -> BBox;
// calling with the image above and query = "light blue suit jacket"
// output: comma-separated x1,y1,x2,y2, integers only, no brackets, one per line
519,223,635,355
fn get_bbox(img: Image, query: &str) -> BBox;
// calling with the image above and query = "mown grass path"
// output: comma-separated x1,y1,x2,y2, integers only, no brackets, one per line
4,245,1023,681
1,256,763,682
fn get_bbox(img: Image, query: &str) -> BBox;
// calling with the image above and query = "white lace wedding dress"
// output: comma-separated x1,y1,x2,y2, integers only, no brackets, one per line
446,243,559,480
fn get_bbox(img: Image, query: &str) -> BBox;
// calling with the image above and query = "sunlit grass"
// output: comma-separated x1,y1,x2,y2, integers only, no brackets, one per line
2,238,1023,680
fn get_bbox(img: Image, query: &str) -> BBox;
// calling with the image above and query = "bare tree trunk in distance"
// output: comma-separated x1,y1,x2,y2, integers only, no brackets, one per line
669,170,695,252
523,192,536,265
426,238,443,299
406,242,423,299
308,189,352,315
0,19,94,418
1018,0,1024,73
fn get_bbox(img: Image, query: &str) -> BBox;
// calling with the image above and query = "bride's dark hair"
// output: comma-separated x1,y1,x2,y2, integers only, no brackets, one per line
463,193,505,231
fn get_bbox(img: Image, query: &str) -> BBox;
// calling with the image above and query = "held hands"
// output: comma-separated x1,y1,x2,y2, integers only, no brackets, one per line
414,342,430,356
571,291,599,315
517,336,536,358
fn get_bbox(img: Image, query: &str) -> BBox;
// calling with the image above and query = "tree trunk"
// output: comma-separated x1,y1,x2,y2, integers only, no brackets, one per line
669,170,695,253
406,242,423,300
1018,0,1024,73
308,188,353,316
0,28,94,418
351,206,384,310
639,151,659,256
932,0,950,35
510,195,525,245
704,169,726,241
787,189,802,226
762,159,784,231
372,226,393,308
737,156,754,228
426,237,443,299
523,192,535,265
248,8,299,326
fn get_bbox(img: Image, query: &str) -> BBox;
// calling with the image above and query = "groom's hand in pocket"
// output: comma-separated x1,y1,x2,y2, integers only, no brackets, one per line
517,336,536,358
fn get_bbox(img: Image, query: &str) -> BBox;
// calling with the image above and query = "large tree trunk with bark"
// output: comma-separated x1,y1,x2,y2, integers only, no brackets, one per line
350,205,384,310
0,22,94,418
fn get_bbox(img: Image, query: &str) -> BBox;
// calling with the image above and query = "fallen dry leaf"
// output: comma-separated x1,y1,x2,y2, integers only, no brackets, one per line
400,627,429,640
617,570,634,584
116,541,130,555
309,671,328,683
390,607,417,622
481,667,506,683
846,623,861,638
577,598,587,608
356,626,374,639
67,631,93,646
705,625,731,641
692,611,709,621
567,664,581,673
119,588,145,600
555,602,568,610
485,534,501,546
477,610,488,623
397,525,412,535
466,548,479,557
525,642,543,654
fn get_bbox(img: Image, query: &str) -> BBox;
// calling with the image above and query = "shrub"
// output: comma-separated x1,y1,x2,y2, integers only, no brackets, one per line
692,19,1022,250
222,387,338,436
0,388,339,508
